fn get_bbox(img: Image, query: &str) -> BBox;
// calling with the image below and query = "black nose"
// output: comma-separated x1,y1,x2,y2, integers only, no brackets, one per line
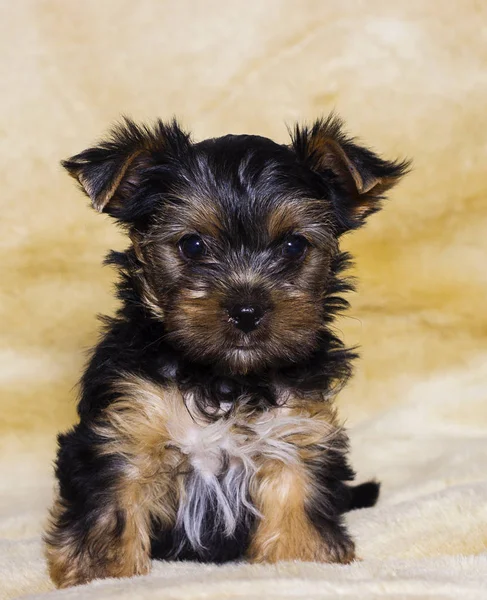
228,304,264,333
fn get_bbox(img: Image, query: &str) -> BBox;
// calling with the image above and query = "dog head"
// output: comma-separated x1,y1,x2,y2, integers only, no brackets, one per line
63,116,409,374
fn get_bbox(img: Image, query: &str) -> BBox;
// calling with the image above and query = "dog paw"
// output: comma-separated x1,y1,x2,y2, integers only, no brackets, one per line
330,538,355,564
325,535,356,564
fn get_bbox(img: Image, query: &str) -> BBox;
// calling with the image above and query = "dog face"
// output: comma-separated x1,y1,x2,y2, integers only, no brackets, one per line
63,117,408,373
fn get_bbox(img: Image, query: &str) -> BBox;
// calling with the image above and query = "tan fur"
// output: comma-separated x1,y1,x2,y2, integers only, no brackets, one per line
175,290,223,324
166,272,327,375
45,488,152,588
4,3,487,597
267,202,304,240
159,192,224,239
138,278,166,319
124,235,166,320
305,129,405,220
97,150,144,212
134,265,166,320
94,376,189,527
45,493,78,588
248,460,329,562
267,199,336,247
46,375,353,587
270,289,322,340
46,377,188,588
248,398,354,564
309,134,371,195
72,150,144,212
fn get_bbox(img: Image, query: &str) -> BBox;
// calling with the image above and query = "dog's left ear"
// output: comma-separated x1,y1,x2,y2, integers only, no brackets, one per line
291,115,410,232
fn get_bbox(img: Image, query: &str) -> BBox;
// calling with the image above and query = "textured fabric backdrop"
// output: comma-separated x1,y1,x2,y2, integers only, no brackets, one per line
1,1,486,598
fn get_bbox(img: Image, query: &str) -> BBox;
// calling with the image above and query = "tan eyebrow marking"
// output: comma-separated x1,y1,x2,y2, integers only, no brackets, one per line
267,202,303,240
150,192,224,243
267,199,334,245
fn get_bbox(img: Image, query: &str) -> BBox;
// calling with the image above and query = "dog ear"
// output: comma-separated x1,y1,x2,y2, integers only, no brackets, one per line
291,115,410,232
62,117,190,215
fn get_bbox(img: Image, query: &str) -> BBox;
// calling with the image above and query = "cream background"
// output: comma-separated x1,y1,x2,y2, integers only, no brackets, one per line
1,1,486,598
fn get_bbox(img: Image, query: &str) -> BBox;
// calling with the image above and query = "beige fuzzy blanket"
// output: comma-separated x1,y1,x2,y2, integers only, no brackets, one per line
1,1,486,598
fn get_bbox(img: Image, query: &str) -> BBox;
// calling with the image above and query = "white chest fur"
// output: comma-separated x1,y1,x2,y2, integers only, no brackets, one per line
99,376,337,553
167,406,323,550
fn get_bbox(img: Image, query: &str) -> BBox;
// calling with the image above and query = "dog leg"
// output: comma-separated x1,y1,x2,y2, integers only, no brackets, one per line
247,459,355,564
44,431,153,587
45,379,182,587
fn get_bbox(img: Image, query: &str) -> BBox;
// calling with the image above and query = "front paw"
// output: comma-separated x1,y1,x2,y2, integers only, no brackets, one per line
45,520,151,588
46,546,151,589
323,533,355,564
45,546,91,589
248,524,356,564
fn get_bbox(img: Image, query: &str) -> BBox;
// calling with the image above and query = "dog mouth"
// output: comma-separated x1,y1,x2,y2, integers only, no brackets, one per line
225,335,263,358
230,333,265,351
233,342,258,350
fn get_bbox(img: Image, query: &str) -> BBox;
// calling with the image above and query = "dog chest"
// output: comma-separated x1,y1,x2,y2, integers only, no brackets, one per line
166,407,305,550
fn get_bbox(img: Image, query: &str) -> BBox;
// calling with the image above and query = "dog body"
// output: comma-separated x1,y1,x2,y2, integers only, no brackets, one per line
44,117,407,587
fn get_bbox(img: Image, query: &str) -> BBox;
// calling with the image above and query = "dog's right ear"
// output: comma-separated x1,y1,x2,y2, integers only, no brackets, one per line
62,118,191,216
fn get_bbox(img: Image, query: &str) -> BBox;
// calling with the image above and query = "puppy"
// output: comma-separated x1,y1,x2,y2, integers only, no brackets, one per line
44,115,408,588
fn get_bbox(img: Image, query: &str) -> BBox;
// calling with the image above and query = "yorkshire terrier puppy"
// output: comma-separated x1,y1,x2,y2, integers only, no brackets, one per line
44,115,408,588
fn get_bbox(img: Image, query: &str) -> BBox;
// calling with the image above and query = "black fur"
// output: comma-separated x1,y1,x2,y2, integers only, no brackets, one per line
48,115,409,580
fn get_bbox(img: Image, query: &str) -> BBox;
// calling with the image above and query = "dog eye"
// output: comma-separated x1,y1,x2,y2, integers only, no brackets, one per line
179,234,207,260
282,234,309,259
